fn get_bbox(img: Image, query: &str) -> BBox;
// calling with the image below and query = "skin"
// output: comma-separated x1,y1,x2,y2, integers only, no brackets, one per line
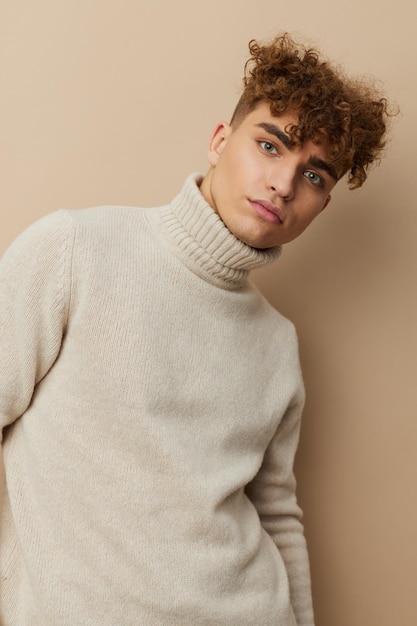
200,103,341,249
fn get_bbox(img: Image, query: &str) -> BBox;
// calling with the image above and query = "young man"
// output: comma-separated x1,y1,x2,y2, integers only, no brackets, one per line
0,34,389,625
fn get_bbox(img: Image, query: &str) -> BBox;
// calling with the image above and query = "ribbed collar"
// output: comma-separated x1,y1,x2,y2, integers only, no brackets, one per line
157,174,281,288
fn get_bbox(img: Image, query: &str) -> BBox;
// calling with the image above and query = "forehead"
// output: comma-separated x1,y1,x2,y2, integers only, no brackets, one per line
248,102,333,146
240,103,324,146
237,102,298,128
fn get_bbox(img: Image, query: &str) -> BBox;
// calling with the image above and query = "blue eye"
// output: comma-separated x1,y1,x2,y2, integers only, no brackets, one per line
304,170,323,186
260,141,278,154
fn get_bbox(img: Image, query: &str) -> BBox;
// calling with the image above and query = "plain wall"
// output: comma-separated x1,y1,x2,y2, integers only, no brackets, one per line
1,2,415,624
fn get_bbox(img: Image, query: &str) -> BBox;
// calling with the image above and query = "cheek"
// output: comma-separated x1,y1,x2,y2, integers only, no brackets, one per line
214,155,242,196
298,205,324,232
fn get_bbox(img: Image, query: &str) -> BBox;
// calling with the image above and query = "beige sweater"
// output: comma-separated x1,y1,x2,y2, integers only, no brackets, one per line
0,174,314,625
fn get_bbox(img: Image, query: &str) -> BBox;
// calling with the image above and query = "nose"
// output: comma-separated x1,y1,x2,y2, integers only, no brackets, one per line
270,165,296,201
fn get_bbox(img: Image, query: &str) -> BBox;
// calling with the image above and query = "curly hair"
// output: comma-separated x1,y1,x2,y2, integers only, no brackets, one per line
231,34,391,189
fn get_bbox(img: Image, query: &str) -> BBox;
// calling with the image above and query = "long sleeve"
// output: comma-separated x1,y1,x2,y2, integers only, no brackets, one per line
0,176,313,625
245,392,315,626
0,210,74,440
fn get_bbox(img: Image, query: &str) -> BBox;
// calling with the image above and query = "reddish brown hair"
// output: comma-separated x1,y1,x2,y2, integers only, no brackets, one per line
231,34,392,188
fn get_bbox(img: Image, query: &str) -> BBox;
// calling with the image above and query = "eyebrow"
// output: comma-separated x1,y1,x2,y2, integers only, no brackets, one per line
307,156,339,182
256,122,293,149
255,122,339,182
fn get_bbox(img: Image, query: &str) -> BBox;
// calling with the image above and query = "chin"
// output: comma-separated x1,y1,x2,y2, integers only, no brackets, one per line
220,204,284,247
236,232,277,249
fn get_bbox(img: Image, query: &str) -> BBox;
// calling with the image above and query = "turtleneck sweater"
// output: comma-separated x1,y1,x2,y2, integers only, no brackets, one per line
0,174,314,625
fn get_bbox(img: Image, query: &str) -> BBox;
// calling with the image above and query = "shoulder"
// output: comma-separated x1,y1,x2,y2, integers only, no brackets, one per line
1,203,153,281
249,285,303,380
0,210,76,336
1,209,75,271
251,283,299,343
64,204,155,250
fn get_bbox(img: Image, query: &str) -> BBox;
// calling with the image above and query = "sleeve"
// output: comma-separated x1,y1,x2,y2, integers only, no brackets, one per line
0,210,75,441
245,387,315,626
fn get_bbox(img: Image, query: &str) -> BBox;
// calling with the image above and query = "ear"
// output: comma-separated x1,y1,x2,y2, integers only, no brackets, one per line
207,121,232,166
321,195,332,212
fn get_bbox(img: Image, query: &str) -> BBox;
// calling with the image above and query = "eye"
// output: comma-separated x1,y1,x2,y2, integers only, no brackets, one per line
259,141,278,155
304,170,323,187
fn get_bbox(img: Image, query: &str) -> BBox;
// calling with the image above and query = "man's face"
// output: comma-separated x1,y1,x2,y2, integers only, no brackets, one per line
200,103,340,249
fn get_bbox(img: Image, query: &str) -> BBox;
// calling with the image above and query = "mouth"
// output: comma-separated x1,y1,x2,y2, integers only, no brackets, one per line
249,199,284,225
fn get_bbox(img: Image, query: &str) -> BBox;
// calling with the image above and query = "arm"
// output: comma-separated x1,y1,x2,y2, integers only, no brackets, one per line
245,394,315,626
0,210,74,441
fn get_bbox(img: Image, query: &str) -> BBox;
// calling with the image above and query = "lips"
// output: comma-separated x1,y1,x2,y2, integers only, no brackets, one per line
249,199,284,224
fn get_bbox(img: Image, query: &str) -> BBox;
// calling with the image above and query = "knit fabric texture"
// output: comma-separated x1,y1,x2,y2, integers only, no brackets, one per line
0,174,314,625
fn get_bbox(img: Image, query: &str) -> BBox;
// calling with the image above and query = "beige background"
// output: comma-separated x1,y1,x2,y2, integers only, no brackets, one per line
0,1,415,624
